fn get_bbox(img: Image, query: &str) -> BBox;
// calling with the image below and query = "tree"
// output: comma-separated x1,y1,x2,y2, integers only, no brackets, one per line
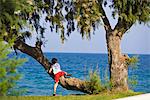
96,0,150,91
0,36,26,96
62,0,150,91
0,0,150,93
0,0,94,93
72,0,149,91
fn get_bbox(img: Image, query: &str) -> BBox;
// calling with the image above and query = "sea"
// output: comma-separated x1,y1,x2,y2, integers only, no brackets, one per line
15,53,150,96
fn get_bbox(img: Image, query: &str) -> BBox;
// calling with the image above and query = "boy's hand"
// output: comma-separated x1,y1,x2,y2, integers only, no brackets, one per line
66,74,72,76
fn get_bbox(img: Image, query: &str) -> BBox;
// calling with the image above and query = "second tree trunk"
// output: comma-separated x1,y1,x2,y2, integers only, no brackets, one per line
106,33,128,91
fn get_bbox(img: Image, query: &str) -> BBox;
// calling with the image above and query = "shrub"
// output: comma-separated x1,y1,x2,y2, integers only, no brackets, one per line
127,56,139,90
126,56,139,68
0,37,26,96
85,69,103,94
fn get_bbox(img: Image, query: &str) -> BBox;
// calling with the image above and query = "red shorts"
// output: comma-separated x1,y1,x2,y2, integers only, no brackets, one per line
54,71,65,83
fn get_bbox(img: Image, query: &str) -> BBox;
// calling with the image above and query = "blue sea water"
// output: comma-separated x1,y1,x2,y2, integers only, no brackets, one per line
16,53,150,96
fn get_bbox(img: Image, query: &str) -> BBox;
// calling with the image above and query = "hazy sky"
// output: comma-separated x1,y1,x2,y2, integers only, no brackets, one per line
26,5,150,54
26,24,149,54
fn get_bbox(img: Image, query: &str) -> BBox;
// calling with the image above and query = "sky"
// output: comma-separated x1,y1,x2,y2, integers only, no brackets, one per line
26,5,150,54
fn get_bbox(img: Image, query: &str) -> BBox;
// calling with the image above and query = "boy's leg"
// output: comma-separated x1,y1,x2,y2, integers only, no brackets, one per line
53,82,58,95
53,71,69,96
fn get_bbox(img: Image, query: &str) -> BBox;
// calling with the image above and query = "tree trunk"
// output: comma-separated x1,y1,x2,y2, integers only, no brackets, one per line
106,31,129,91
14,39,91,93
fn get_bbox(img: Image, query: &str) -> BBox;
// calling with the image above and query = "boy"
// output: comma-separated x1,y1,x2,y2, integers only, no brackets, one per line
48,58,71,96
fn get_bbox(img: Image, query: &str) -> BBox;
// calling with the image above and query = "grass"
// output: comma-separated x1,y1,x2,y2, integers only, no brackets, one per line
1,90,142,100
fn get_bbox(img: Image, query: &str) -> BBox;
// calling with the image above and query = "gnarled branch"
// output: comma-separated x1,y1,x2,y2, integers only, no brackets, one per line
113,18,133,38
98,0,112,33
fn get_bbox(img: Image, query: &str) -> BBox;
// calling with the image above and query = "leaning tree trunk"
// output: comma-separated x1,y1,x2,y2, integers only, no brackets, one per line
13,39,91,93
106,31,129,91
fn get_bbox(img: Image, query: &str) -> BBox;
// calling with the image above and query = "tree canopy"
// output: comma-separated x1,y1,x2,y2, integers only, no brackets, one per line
0,0,149,43
0,0,33,38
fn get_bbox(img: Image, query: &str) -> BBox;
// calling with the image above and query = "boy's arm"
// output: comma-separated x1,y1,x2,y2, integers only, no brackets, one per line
48,67,53,73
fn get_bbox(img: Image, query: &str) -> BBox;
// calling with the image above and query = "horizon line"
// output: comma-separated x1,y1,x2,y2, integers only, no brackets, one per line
42,51,150,55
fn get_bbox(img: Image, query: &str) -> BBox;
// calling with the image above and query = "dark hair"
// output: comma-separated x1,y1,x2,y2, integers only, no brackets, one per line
51,58,58,64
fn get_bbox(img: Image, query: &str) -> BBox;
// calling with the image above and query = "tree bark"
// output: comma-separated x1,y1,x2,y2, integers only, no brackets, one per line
106,31,129,91
14,39,90,93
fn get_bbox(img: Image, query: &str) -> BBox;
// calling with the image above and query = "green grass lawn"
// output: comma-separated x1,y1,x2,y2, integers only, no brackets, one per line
1,90,141,100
